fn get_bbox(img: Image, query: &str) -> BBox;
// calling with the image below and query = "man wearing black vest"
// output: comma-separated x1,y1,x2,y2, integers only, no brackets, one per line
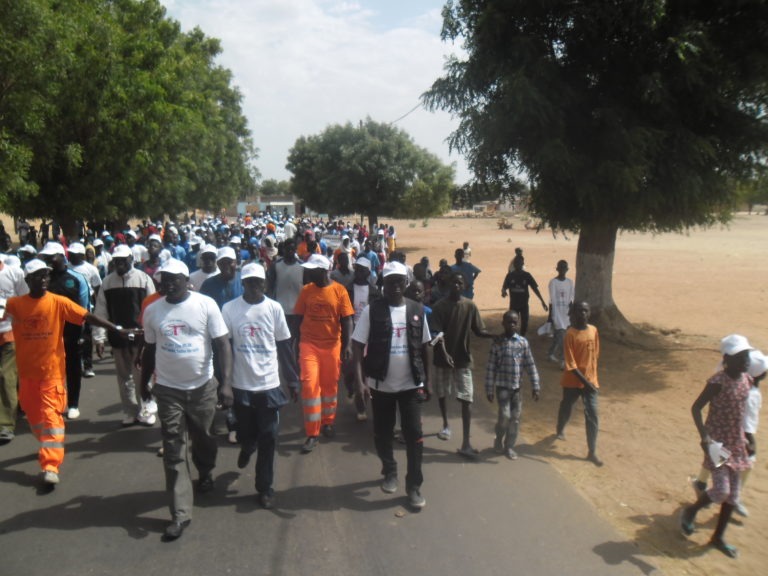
352,261,432,510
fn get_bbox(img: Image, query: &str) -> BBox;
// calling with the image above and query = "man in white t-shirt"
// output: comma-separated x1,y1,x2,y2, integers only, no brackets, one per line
352,261,432,510
547,260,575,364
140,258,232,542
222,262,299,509
0,259,29,442
189,244,219,291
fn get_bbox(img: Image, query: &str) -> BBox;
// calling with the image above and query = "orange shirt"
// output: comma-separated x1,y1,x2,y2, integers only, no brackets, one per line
560,324,600,389
6,292,88,380
294,282,354,347
139,292,163,326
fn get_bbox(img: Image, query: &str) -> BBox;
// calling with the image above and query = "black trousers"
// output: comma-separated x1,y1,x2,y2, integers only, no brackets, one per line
371,388,424,491
63,323,83,408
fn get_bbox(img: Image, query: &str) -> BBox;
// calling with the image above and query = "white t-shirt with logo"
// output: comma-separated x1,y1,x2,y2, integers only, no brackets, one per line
352,284,370,322
143,292,229,390
352,303,431,393
222,295,291,392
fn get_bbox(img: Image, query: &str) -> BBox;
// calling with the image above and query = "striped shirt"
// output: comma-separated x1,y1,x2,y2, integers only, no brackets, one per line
485,333,540,394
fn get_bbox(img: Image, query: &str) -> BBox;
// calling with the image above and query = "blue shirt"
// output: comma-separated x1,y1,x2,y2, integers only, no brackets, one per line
199,271,244,310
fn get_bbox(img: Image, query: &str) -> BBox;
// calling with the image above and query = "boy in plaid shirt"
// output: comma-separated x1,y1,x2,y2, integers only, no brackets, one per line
485,310,540,459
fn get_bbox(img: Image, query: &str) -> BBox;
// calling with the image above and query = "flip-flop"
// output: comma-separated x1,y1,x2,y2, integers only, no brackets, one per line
457,447,479,459
709,539,738,559
679,509,695,536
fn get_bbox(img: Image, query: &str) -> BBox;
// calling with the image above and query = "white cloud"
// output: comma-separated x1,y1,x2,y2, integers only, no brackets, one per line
162,0,470,183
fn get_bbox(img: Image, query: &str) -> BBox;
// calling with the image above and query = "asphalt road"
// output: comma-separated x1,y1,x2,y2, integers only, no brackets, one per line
0,356,658,576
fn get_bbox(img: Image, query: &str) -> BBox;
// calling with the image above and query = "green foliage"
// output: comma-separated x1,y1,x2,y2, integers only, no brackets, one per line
258,178,292,197
286,118,455,226
0,0,257,228
423,0,768,233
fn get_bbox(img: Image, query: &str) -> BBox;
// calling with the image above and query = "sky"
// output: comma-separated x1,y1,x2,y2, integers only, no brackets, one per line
162,0,471,185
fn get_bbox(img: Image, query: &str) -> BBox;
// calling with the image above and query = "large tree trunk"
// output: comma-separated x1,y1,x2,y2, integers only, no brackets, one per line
574,223,638,338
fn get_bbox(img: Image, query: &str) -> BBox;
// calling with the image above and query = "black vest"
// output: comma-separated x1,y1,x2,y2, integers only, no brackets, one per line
363,298,426,387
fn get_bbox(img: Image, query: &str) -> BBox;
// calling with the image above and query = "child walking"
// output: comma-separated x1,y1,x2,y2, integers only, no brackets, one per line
485,310,540,460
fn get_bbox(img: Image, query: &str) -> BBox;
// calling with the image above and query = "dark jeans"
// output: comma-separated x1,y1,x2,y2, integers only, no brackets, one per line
233,389,281,496
371,388,423,491
511,305,530,337
556,386,599,454
63,323,83,409
80,322,93,371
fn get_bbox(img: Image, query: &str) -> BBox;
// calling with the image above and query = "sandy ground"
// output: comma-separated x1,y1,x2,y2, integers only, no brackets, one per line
391,213,767,576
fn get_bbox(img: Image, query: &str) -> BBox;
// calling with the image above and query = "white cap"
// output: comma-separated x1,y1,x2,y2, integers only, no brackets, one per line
382,261,408,277
200,244,217,256
354,256,372,270
241,262,266,280
92,238,104,248
18,245,37,254
189,236,201,246
39,242,66,256
229,235,242,245
216,246,237,261
748,350,768,378
24,258,52,277
720,334,752,356
301,254,331,270
159,258,189,277
148,234,162,243
67,242,86,255
126,230,138,239
112,245,133,258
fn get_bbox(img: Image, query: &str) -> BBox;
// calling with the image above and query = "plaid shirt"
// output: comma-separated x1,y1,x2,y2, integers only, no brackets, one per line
485,333,540,394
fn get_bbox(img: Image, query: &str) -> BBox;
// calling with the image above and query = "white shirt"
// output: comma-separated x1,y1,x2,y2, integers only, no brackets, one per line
548,277,575,330
352,304,431,393
744,386,762,435
143,292,229,390
0,263,29,334
70,261,102,294
272,259,304,315
222,296,291,392
131,244,149,264
352,284,370,322
190,268,219,292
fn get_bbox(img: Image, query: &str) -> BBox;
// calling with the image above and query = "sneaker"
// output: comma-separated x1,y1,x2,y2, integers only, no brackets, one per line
301,436,319,454
67,407,80,420
437,427,451,441
735,501,749,518
228,430,238,444
0,427,15,442
143,399,158,415
381,473,398,494
548,354,559,364
555,432,566,441
321,424,336,438
83,369,96,378
356,411,368,422
162,519,191,542
197,474,214,493
493,437,504,454
43,470,60,485
258,492,275,510
137,412,156,426
407,488,426,510
506,448,518,460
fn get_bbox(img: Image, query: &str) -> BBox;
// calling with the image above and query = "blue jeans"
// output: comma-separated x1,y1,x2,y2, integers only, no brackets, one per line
548,328,566,361
233,388,283,496
370,388,423,491
494,387,522,449
556,386,599,454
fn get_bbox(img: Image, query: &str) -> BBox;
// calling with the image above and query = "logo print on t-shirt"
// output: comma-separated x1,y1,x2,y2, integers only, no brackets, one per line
163,321,191,337
22,314,49,333
239,324,262,338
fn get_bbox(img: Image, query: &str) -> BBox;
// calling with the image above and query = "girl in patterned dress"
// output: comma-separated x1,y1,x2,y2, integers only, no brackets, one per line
680,334,753,559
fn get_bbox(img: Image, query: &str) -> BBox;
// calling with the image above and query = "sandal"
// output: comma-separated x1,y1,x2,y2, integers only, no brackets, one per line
457,446,479,460
709,539,738,559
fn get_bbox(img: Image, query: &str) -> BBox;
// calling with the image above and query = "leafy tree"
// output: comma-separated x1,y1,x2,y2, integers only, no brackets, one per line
0,0,257,234
286,118,455,228
424,0,768,332
258,178,292,197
